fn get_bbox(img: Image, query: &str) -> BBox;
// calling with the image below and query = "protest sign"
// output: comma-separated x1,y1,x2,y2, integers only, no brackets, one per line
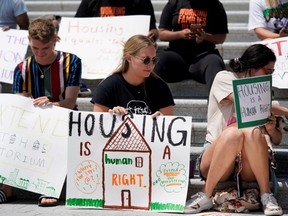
66,112,192,212
259,37,288,88
55,16,150,79
0,94,69,198
233,75,272,128
0,30,28,84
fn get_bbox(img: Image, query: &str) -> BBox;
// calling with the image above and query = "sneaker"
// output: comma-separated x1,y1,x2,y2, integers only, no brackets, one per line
78,82,92,97
184,192,213,214
261,193,283,215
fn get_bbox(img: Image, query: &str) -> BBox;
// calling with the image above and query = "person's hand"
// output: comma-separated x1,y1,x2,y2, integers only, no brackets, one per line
195,28,206,43
279,28,288,38
108,106,127,116
151,111,163,119
264,114,277,133
182,29,196,40
1,26,10,31
33,96,53,106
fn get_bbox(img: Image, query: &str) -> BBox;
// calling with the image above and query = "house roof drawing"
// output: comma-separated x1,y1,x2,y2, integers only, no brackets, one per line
104,117,151,152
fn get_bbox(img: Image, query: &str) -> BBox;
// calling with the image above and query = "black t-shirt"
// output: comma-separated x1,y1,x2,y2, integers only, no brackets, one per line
75,0,157,30
159,0,229,58
91,73,175,115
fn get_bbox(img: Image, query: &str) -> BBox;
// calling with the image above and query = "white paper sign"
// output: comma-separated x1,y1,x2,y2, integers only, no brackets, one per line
0,30,29,84
55,16,150,79
67,112,192,212
0,94,69,198
259,37,288,88
233,75,272,128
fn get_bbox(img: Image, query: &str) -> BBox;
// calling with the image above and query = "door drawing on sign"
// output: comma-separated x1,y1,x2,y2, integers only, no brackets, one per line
122,190,131,207
102,117,152,210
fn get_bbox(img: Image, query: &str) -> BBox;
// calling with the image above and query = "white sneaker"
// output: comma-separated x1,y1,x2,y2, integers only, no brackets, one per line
184,192,213,214
261,193,283,215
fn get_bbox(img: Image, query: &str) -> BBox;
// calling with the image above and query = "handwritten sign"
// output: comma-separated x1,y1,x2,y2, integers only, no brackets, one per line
55,16,150,79
259,37,288,88
233,75,272,128
66,112,192,212
0,30,29,84
0,94,69,198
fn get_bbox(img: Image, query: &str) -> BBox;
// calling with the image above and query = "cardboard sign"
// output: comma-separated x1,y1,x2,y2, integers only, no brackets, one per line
55,16,150,79
259,37,288,88
233,75,272,128
66,112,192,212
0,94,69,198
0,30,29,84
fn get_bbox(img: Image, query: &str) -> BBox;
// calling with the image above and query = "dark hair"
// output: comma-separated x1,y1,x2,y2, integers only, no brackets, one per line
229,44,276,73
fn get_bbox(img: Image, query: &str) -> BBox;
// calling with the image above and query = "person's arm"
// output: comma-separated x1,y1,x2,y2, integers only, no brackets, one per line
264,115,282,145
195,29,227,44
148,29,159,42
159,105,174,116
158,28,194,41
254,27,288,40
271,104,288,117
54,86,79,109
15,13,29,30
33,86,79,109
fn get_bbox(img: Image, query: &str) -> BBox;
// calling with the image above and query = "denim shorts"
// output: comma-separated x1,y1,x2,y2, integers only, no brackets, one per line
196,140,212,180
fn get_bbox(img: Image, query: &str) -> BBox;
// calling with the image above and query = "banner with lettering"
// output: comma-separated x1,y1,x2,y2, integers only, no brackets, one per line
67,112,192,213
233,75,272,128
259,37,288,88
0,94,69,198
0,30,29,84
55,16,150,79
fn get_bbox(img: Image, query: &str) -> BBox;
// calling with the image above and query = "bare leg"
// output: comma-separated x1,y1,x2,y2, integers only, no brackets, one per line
200,126,244,197
241,127,271,195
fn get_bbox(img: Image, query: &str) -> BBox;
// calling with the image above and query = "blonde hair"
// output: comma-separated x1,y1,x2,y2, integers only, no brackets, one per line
28,18,56,43
113,34,157,74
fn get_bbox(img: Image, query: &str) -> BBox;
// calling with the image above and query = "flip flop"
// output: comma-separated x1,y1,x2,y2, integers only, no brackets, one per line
0,189,17,204
38,195,59,207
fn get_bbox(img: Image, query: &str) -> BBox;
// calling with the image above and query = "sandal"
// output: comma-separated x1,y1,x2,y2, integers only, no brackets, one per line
38,195,58,207
0,189,17,204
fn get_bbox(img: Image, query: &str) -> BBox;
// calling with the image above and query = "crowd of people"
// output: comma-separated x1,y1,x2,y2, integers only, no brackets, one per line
1,0,288,215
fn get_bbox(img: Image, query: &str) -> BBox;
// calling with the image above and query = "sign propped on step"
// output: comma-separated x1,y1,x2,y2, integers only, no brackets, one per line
233,75,272,128
67,112,192,213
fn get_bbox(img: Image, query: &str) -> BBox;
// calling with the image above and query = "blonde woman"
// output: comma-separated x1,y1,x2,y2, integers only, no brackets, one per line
91,34,175,117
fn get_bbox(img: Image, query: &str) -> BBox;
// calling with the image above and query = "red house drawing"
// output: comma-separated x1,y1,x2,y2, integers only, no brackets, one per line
102,117,152,210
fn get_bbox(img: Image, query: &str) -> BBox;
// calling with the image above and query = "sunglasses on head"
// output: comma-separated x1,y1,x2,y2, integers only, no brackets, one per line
134,56,159,65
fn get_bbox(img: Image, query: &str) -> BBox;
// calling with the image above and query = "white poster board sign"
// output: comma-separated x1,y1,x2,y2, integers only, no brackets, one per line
259,37,288,88
233,75,272,128
0,30,29,84
0,94,69,198
67,111,192,212
56,16,150,79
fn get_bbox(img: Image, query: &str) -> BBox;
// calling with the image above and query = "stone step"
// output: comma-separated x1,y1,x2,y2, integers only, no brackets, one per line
25,0,251,23
25,0,256,43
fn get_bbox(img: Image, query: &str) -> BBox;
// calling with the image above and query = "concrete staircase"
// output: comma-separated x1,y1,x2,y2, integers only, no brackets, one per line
2,0,288,211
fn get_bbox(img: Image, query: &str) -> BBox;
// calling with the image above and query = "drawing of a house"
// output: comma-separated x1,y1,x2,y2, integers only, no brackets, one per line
102,117,152,210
